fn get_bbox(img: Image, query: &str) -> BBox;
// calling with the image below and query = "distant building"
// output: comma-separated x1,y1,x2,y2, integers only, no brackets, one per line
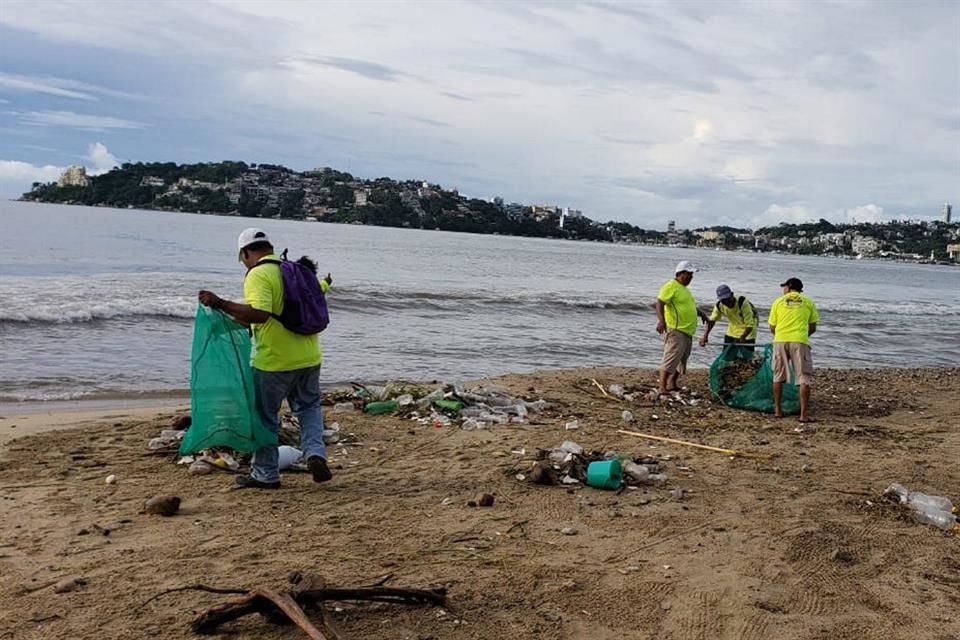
58,166,89,188
140,176,165,188
531,205,558,221
943,203,953,224
493,196,504,209
852,235,880,256
947,243,960,262
354,189,369,206
562,207,583,219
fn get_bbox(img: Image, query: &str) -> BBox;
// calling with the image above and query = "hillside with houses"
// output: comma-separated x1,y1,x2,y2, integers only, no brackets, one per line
22,162,960,262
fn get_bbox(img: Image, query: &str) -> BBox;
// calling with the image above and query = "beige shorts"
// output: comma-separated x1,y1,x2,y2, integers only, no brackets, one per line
773,342,814,385
661,329,693,375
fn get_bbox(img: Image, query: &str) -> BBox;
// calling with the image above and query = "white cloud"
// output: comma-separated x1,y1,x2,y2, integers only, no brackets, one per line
0,160,64,184
0,1,955,226
845,204,885,224
751,204,817,228
15,110,144,131
86,142,118,175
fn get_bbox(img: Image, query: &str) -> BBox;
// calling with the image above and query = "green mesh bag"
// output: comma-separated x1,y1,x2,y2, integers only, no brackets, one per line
180,306,275,454
708,343,800,414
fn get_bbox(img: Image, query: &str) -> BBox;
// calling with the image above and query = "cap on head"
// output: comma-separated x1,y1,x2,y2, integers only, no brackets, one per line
780,277,803,291
238,228,270,252
716,284,734,300
675,260,699,274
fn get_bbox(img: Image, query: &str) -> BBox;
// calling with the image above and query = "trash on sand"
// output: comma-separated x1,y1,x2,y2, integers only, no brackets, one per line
142,495,181,517
365,400,400,415
105,474,117,485
478,493,495,507
277,445,303,471
148,429,185,451
585,460,622,490
608,384,625,398
53,577,87,594
529,441,669,489
621,410,634,422
565,419,580,431
560,526,578,536
885,483,958,532
333,402,355,412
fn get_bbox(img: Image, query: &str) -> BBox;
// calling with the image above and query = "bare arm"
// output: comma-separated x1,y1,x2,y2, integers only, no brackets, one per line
700,319,716,346
808,322,817,336
199,291,271,325
655,300,667,335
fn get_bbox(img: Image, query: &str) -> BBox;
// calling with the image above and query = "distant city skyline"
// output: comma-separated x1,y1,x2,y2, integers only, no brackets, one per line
1,1,957,228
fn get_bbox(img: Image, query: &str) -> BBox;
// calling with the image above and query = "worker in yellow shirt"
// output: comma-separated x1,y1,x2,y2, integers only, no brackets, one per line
768,277,819,422
198,228,334,489
655,260,708,394
699,284,759,360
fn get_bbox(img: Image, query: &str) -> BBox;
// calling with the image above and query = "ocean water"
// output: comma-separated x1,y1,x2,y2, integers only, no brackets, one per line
2,201,959,402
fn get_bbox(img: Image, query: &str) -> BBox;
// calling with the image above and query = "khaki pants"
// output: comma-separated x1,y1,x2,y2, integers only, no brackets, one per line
660,329,693,375
773,342,813,385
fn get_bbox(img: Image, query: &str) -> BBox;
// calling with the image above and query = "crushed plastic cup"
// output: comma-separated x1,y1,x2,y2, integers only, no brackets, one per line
277,445,303,470
396,394,414,406
333,402,355,413
565,419,580,431
560,440,583,455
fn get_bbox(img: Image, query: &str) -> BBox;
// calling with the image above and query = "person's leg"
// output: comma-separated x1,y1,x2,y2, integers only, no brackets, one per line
246,369,291,487
288,365,331,483
659,331,680,393
674,333,692,388
796,344,814,422
771,343,789,417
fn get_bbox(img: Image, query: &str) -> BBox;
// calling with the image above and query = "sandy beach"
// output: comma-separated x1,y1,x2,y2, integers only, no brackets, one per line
0,366,957,640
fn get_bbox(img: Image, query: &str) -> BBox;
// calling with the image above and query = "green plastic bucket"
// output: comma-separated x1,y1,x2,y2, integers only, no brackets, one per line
586,460,623,489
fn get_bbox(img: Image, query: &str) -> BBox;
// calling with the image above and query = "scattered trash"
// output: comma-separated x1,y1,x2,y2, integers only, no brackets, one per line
277,445,303,471
885,483,958,532
608,384,625,398
332,402,355,413
53,577,87,594
560,526,578,536
585,460,622,490
104,474,117,485
621,410,634,422
670,488,687,501
143,495,181,517
365,400,399,415
801,464,814,473
188,460,214,476
565,419,580,431
478,493,495,507
147,429,185,451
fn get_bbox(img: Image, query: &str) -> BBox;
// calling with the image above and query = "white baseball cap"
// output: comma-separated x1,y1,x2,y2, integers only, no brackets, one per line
675,260,699,274
238,228,271,251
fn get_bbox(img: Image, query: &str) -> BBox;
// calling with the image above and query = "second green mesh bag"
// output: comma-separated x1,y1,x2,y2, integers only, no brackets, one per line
180,306,275,454
708,343,800,415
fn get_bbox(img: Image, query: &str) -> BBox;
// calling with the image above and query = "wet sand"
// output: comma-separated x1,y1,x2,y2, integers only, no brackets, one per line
0,367,957,640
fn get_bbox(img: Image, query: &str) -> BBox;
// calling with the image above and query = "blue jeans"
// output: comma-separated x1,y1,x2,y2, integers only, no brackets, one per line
251,365,326,483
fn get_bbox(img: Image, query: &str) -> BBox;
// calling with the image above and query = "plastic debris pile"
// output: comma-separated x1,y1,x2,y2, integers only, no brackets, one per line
519,440,669,489
331,381,551,430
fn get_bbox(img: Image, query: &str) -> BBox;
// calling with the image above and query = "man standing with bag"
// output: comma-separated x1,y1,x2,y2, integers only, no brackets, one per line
198,228,332,489
699,284,759,360
768,277,819,423
655,260,707,395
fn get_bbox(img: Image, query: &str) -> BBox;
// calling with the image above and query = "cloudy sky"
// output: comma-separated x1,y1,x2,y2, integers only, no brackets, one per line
1,0,957,228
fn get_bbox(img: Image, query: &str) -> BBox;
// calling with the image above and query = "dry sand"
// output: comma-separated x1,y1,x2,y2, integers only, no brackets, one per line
0,367,957,640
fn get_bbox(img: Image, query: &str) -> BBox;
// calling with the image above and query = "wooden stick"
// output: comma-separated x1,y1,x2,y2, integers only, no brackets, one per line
590,378,612,398
616,429,772,460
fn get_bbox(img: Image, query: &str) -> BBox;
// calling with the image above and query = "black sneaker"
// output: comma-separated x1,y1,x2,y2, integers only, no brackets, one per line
307,456,333,483
235,475,280,490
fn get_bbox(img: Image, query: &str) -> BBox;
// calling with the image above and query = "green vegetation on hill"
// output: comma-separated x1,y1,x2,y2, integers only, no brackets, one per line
21,161,960,259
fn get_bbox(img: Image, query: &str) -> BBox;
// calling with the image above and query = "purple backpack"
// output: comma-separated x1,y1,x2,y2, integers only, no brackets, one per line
249,254,330,335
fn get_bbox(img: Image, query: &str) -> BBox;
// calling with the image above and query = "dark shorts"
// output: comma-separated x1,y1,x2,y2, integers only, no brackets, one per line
722,335,755,361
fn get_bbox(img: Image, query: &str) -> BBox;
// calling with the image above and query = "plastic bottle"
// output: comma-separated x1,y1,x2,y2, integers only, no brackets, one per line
908,492,954,513
396,394,414,406
365,400,399,415
623,461,649,483
333,402,354,412
913,505,959,532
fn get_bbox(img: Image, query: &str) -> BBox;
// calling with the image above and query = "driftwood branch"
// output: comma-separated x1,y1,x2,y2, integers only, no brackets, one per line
165,574,447,638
